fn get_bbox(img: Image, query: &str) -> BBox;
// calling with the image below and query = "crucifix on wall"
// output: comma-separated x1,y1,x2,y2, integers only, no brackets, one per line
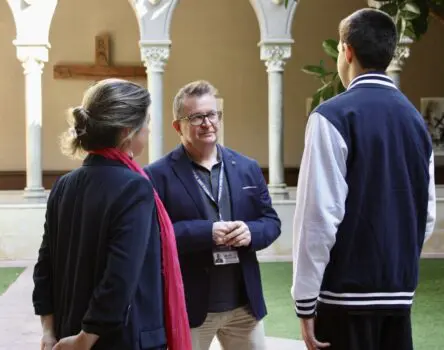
53,33,146,81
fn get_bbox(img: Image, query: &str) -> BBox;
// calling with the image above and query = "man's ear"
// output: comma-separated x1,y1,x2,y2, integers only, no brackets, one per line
172,120,182,135
344,43,353,64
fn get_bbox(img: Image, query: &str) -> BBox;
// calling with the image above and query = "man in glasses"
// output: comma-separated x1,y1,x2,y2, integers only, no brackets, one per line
145,80,281,350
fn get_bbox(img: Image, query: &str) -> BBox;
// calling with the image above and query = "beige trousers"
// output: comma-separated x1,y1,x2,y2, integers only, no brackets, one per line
191,306,266,350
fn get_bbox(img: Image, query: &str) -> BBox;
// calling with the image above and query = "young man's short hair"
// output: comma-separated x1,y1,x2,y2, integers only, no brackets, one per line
339,8,397,71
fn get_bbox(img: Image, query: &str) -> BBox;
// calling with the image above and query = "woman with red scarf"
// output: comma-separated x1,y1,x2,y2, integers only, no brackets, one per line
32,78,191,350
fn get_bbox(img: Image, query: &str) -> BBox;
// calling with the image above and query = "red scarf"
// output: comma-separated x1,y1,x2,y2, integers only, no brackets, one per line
90,148,192,350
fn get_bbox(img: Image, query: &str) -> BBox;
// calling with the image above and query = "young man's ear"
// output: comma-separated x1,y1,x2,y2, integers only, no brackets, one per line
344,43,353,64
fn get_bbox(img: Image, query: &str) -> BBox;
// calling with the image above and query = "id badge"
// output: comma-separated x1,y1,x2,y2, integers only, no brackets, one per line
213,246,240,265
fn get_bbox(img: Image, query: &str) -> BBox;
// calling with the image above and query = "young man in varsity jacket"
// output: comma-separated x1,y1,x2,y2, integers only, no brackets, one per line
291,8,436,350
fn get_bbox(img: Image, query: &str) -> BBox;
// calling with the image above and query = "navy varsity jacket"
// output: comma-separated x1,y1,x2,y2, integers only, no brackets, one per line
291,73,436,317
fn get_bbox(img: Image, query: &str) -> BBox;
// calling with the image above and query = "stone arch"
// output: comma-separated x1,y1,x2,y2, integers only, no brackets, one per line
5,0,58,196
247,0,298,199
7,0,57,46
46,0,142,170
128,0,180,44
166,0,264,156
127,0,180,163
249,0,298,44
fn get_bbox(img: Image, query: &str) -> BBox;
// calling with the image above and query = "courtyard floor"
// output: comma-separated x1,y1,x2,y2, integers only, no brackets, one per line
0,261,305,350
2,260,442,349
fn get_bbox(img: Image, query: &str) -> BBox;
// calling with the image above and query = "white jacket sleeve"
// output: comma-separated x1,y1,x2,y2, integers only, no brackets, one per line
291,112,348,318
424,152,436,242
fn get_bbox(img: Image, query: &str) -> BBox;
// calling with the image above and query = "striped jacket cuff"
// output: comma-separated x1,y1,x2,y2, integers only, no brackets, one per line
294,297,318,318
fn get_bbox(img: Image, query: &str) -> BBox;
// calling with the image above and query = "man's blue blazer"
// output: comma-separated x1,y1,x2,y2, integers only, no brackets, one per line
144,145,281,328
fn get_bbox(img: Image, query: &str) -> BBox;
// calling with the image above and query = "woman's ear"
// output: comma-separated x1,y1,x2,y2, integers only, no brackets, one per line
119,127,132,150
121,127,131,139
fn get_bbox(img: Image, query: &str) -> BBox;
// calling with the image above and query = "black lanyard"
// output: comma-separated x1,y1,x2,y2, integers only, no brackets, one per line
192,162,225,221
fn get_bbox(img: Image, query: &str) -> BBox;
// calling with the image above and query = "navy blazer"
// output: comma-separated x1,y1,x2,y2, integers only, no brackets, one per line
32,154,166,350
145,145,281,328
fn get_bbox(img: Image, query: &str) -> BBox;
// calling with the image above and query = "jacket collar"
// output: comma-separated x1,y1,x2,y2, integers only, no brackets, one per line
82,153,128,168
170,144,241,217
348,72,397,90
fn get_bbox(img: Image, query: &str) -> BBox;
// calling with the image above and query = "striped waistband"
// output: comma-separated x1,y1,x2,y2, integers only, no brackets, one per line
294,291,415,318
318,291,415,307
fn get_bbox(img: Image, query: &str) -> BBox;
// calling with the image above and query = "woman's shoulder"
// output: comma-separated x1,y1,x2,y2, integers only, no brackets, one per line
51,166,154,205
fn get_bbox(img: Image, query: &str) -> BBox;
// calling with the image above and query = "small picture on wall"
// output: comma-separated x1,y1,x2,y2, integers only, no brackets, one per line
421,97,444,151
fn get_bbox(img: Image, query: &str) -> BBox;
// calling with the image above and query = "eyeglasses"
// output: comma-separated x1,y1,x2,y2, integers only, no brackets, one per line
180,111,222,126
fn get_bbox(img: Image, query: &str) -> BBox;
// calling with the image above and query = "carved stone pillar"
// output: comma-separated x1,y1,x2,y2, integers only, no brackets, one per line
261,44,291,200
130,0,179,163
386,36,413,88
7,0,57,198
366,0,413,88
249,0,296,200
15,44,49,198
140,44,170,163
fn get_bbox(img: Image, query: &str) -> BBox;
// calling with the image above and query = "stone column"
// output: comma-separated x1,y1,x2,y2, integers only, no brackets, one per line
367,0,413,88
15,44,49,198
140,44,170,163
261,44,291,200
7,0,57,198
386,36,413,88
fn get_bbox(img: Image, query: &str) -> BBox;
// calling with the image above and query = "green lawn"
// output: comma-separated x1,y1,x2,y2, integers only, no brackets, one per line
1,262,442,348
260,260,444,349
0,267,25,295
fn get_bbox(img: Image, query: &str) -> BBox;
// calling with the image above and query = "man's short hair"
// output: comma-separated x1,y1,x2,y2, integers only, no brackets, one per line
173,80,218,120
339,8,397,71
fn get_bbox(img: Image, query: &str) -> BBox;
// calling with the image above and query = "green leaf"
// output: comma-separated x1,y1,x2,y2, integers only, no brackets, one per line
401,10,420,19
404,25,416,39
399,2,421,20
321,83,335,102
322,39,339,60
380,3,399,16
410,0,429,40
310,90,322,112
411,15,428,40
403,2,421,14
396,16,407,39
301,65,326,77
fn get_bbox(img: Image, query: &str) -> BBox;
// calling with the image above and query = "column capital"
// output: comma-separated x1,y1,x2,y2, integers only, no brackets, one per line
14,43,50,63
260,43,292,72
14,44,49,75
387,36,413,74
366,0,413,74
140,43,170,73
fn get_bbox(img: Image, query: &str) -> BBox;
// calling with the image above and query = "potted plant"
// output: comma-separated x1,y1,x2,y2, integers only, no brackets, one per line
283,0,444,112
